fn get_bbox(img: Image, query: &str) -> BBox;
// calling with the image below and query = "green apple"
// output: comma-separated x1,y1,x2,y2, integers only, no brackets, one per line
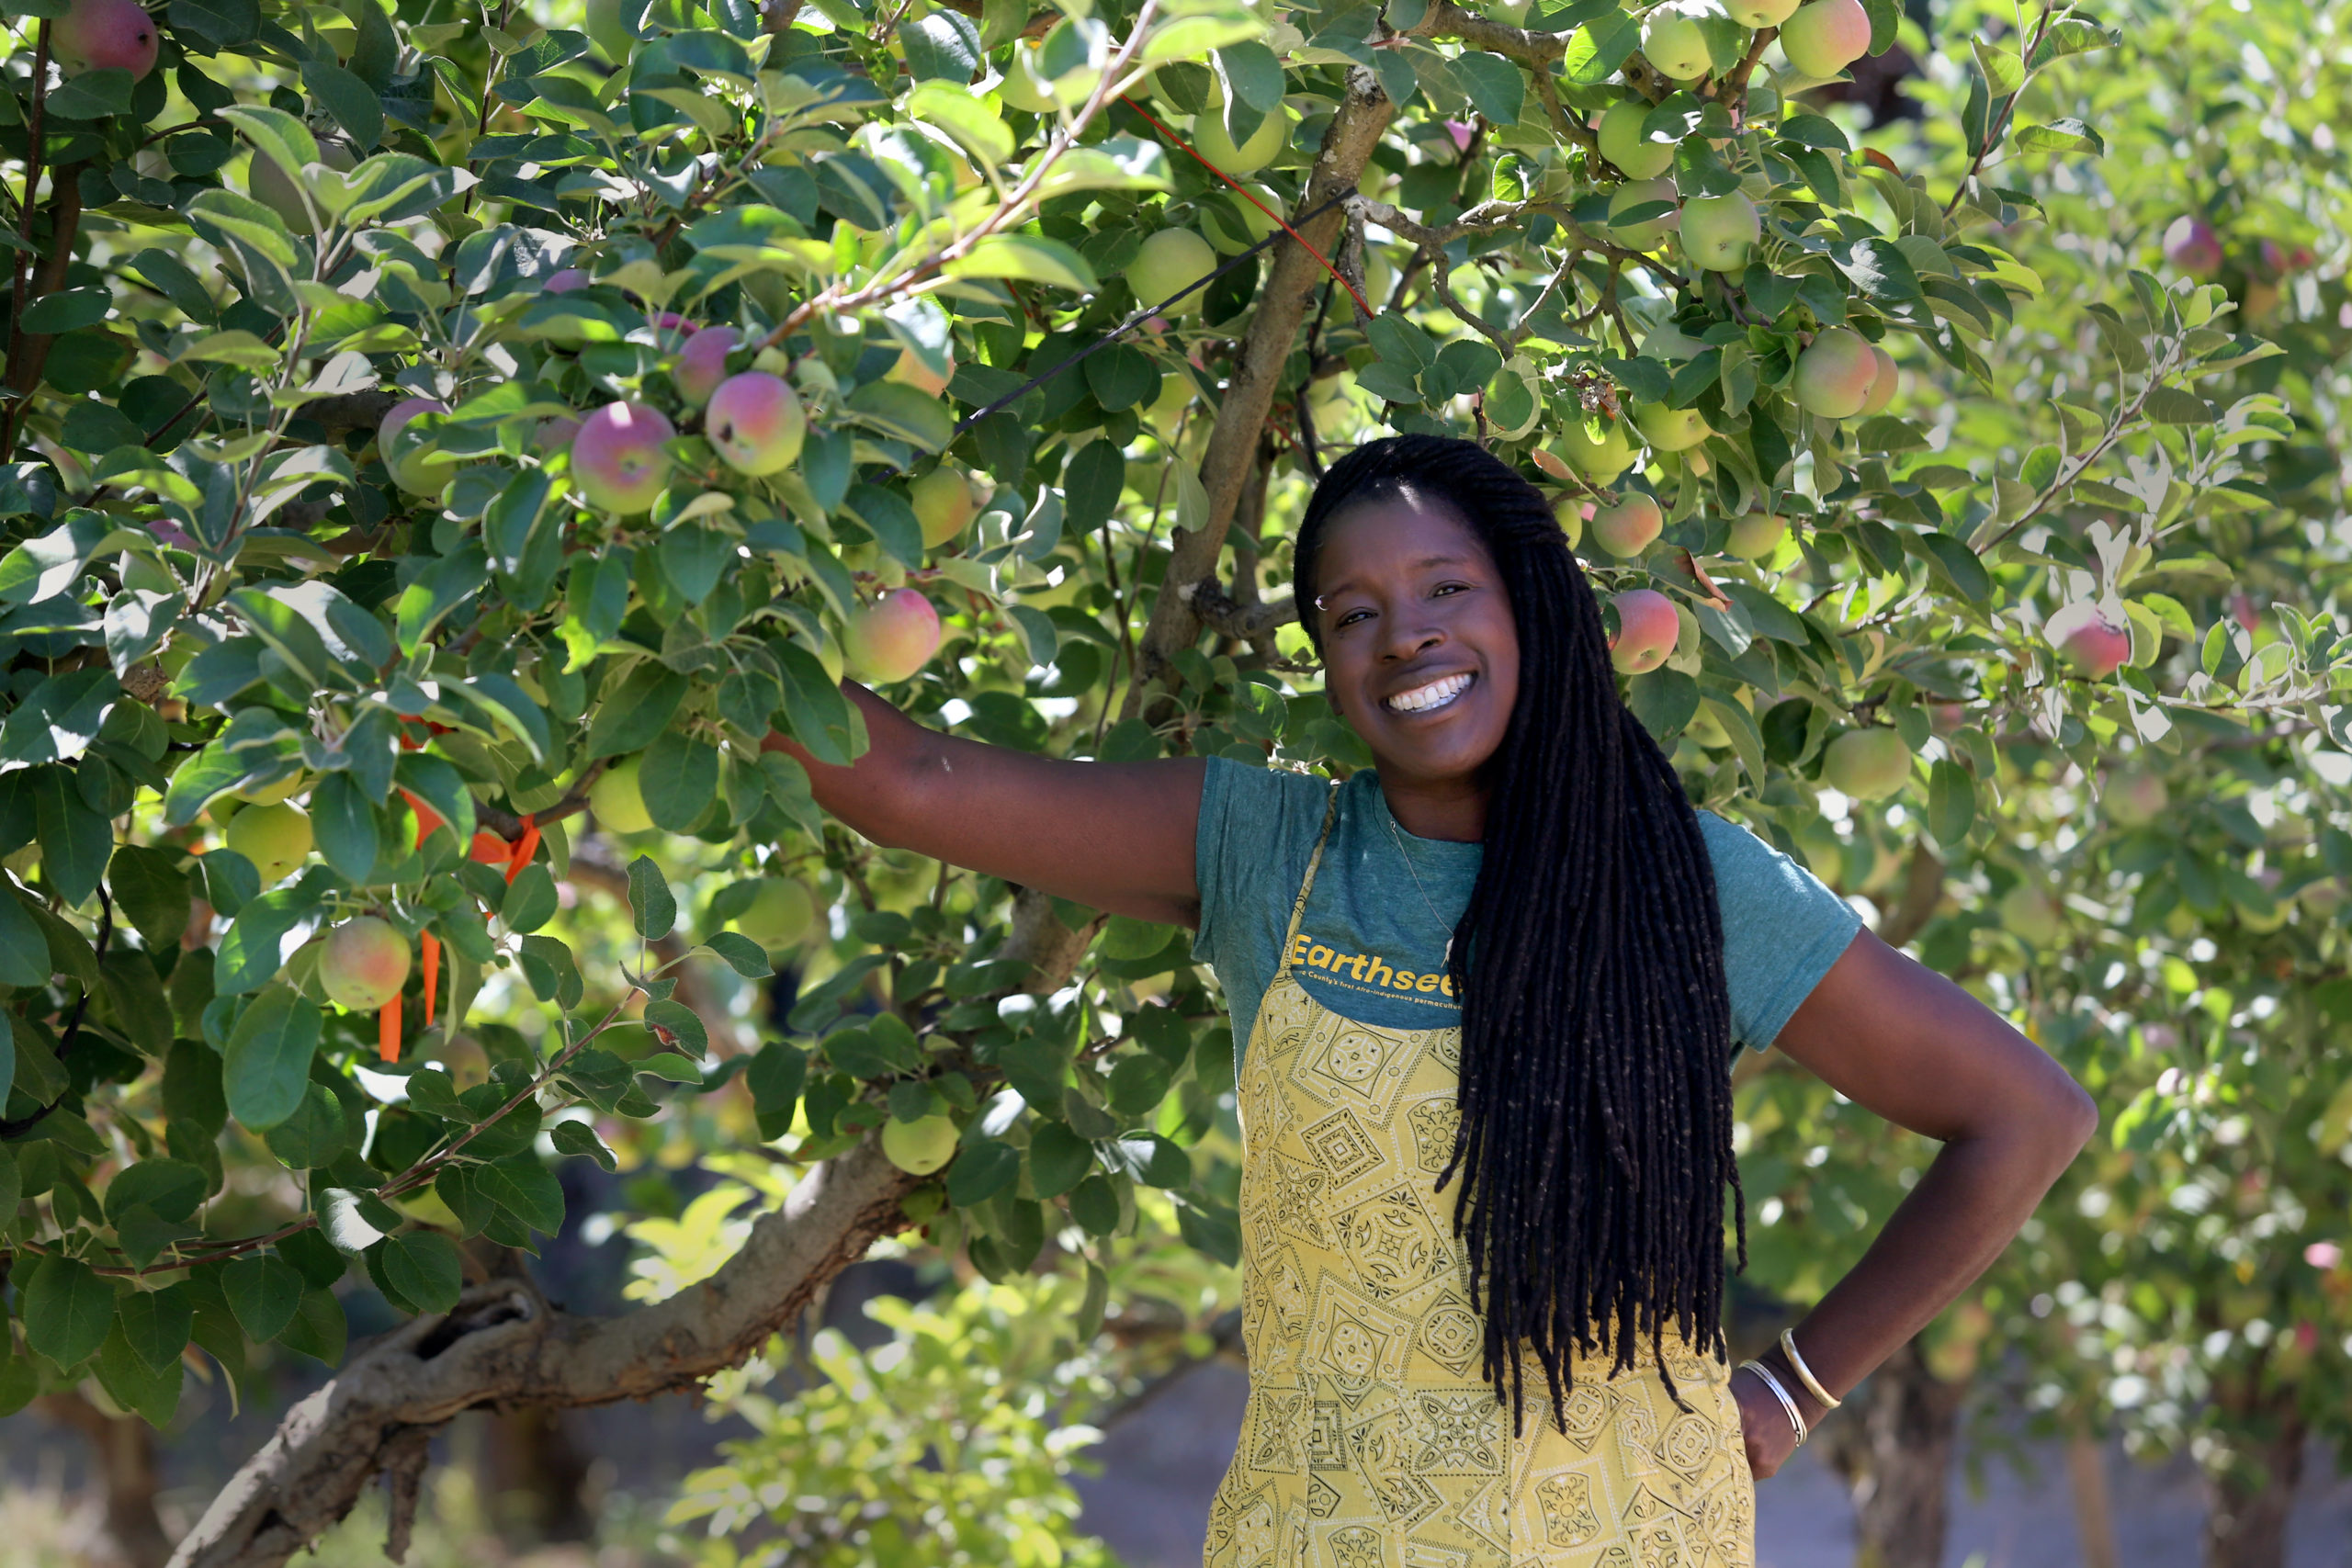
1634,401,1713,452
590,755,656,835
883,1114,960,1175
1598,98,1676,179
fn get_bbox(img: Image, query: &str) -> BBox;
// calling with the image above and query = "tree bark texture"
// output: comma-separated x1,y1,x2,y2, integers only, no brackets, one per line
2200,1374,2307,1568
1817,1341,1969,1568
39,1391,176,1568
1126,67,1395,709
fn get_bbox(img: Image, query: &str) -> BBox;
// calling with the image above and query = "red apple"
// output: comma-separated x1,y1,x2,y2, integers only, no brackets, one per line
1609,589,1679,674
54,0,159,79
2162,217,2223,277
2044,600,2131,677
844,590,943,684
320,917,411,1011
1589,494,1663,558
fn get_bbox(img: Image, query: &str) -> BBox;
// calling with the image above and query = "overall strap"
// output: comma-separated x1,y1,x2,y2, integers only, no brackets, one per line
1273,782,1342,979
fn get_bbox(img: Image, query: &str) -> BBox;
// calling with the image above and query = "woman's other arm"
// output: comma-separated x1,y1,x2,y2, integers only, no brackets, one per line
1730,930,2098,1476
763,683,1205,927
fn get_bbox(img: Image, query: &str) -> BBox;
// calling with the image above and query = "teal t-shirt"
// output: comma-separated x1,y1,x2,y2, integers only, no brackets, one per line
1193,758,1861,1062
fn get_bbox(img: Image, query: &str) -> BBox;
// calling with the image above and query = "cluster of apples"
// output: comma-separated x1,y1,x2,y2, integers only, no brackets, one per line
1638,0,1874,82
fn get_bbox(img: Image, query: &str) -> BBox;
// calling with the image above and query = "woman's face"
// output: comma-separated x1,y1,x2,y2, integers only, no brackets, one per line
1311,497,1520,791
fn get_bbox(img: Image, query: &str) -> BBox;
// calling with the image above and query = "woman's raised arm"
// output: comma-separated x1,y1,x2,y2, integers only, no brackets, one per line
763,683,1205,927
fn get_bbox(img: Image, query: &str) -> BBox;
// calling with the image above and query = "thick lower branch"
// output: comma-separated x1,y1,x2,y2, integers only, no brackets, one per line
169,896,1093,1568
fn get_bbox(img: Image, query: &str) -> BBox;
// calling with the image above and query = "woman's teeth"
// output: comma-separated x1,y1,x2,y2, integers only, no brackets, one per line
1385,673,1472,713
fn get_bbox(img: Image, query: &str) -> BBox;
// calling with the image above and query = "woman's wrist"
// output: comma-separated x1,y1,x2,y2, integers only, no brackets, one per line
1756,1343,1834,1427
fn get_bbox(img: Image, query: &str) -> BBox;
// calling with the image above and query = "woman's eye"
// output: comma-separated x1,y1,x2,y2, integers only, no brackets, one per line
1431,582,1467,597
1335,608,1371,628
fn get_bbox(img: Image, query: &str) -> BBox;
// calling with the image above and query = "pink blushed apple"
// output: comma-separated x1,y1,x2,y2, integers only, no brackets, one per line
1609,589,1679,674
843,590,943,684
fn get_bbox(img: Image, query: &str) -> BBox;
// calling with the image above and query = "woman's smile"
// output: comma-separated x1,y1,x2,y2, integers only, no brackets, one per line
1385,671,1476,714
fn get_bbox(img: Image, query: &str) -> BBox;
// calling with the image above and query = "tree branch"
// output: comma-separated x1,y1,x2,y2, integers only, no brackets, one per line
1125,67,1396,714
164,897,1096,1568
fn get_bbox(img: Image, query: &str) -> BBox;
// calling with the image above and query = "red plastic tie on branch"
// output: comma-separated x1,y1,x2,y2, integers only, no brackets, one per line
1117,95,1372,320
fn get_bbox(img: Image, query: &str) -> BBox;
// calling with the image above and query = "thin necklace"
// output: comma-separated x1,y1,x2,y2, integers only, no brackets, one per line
1381,797,1456,967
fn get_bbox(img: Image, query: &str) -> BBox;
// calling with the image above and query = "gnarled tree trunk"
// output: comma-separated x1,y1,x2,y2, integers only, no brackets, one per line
1817,1341,1970,1568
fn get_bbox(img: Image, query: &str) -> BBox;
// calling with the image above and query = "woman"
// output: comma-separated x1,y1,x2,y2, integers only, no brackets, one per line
772,434,2096,1565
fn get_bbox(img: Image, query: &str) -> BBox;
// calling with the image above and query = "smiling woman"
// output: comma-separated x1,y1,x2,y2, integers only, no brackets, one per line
769,434,2097,1566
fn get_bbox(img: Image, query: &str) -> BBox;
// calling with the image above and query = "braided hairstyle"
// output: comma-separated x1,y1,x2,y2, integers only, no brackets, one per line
1292,434,1741,1432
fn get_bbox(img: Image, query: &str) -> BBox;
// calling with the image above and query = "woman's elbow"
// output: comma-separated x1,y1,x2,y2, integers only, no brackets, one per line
2037,1072,2099,1169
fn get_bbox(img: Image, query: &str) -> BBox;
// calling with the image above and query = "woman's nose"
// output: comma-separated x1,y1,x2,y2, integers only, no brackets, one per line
1381,619,1444,660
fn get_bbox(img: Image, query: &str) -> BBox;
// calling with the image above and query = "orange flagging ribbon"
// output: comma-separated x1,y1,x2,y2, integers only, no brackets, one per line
379,992,401,1063
420,931,440,1027
505,814,539,885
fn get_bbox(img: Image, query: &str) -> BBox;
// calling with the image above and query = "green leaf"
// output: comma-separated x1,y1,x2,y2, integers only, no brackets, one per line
45,67,135,119
550,1119,618,1171
1928,759,1976,849
901,8,980,81
0,881,50,987
223,985,323,1130
475,1156,565,1234
516,933,583,1008
220,104,320,184
1451,51,1523,125
1105,1054,1174,1114
95,1318,182,1427
634,1048,704,1083
1562,9,1639,85
945,1138,1019,1206
394,544,488,656
701,931,774,977
2014,118,2105,156
103,1159,208,1225
214,889,311,995
638,731,718,831
2141,386,2214,425
503,863,558,933
23,1254,117,1369
943,234,1096,293
377,1230,462,1314
1215,40,1285,110
106,845,191,954
32,763,113,907
221,1254,306,1342
263,1083,351,1168
302,60,384,150
583,664,689,760
277,1287,346,1365
307,772,381,883
643,998,707,1056
627,854,676,941
19,288,111,334
113,1283,193,1375
1026,1120,1092,1200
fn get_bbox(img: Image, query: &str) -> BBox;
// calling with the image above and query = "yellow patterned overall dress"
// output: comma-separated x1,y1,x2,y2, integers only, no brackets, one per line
1202,796,1756,1568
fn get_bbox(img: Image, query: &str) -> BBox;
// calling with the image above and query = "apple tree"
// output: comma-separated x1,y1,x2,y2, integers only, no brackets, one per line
0,0,2339,1558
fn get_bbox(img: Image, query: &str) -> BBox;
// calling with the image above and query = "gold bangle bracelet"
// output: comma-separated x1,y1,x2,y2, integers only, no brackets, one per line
1739,1359,1807,1446
1780,1327,1841,1411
